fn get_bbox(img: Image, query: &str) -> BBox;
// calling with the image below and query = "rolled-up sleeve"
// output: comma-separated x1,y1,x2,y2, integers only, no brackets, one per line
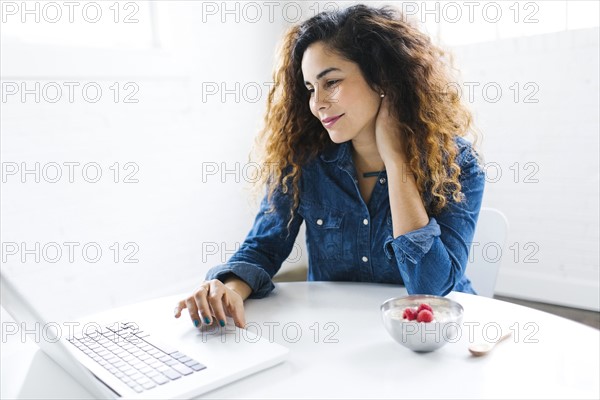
384,143,485,295
205,186,303,299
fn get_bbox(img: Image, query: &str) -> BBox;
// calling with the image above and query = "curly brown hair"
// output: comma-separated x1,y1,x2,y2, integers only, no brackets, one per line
251,4,481,227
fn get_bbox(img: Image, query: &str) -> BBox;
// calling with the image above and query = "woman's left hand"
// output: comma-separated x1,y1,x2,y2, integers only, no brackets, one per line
375,96,407,166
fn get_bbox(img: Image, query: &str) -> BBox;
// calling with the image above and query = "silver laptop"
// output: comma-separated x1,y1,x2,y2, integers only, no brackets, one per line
0,271,289,399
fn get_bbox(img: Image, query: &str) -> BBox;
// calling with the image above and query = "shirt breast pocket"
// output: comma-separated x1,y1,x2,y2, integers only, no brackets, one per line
299,202,345,261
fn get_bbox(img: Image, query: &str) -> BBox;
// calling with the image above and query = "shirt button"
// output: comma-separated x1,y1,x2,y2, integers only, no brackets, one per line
379,177,387,184
316,219,323,226
363,219,369,225
362,256,368,263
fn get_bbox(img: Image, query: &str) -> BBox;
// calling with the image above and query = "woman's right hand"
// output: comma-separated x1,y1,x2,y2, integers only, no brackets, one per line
173,278,251,329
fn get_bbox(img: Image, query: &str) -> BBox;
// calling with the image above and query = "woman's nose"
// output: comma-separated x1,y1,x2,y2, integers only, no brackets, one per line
313,85,330,110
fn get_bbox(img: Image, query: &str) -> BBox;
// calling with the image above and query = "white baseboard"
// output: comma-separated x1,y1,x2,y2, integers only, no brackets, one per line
495,269,600,312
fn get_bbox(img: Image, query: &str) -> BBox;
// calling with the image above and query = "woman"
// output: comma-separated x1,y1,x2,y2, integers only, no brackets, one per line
175,4,485,329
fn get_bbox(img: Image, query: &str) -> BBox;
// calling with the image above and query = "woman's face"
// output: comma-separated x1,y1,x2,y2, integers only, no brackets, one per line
301,41,382,144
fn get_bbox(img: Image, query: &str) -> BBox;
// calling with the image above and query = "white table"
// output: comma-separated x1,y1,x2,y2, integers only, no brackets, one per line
2,282,599,399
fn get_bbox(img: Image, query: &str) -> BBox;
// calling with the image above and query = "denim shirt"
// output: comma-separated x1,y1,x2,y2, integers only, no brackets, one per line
206,136,485,298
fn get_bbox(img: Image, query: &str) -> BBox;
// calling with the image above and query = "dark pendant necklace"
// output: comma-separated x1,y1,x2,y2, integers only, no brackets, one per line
362,171,385,178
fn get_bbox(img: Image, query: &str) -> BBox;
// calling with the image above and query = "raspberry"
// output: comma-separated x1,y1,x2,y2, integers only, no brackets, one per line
417,303,433,313
402,307,417,321
417,309,434,323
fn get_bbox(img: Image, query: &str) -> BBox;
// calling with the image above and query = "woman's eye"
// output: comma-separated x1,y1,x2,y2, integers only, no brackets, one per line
306,80,340,97
307,80,340,93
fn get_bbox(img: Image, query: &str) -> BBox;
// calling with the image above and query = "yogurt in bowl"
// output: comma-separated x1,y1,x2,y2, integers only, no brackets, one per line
381,295,464,352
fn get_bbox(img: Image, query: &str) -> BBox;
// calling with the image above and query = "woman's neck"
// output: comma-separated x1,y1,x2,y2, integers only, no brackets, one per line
351,137,385,175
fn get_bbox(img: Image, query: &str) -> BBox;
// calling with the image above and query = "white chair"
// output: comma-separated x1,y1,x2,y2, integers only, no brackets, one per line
274,207,509,299
466,207,509,298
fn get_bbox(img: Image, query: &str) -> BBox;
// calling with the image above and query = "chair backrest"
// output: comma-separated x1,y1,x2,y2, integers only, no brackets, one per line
466,207,509,298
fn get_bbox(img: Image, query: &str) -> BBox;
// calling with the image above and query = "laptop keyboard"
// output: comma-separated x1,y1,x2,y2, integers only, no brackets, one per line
68,322,206,393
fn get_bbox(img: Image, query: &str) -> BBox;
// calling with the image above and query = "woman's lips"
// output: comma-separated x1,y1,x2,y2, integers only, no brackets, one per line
322,114,344,128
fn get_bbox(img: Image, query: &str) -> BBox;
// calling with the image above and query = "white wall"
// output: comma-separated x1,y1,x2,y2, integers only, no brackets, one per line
0,2,309,322
451,28,599,311
1,1,598,322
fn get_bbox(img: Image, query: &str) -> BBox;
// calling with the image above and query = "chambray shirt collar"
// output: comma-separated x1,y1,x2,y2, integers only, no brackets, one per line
320,141,351,163
320,140,434,208
320,141,357,179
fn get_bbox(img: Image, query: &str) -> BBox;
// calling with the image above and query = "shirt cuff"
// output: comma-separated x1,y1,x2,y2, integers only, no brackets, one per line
383,218,441,264
205,262,275,299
